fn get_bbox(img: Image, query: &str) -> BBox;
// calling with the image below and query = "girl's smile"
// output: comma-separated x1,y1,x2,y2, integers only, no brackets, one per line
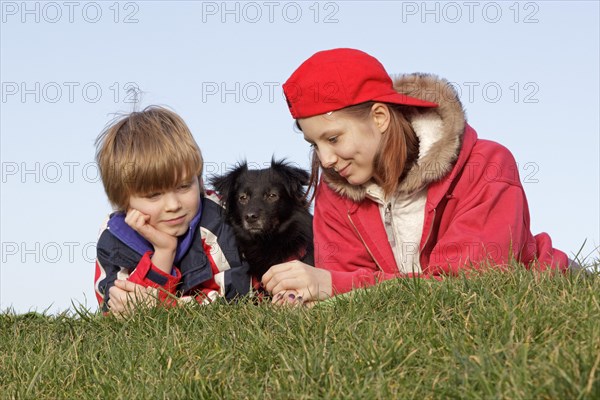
299,108,385,186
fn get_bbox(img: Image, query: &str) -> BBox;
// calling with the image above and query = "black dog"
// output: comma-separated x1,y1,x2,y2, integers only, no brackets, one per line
209,159,314,281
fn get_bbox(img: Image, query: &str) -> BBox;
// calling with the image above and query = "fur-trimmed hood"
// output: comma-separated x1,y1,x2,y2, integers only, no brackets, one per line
323,74,466,202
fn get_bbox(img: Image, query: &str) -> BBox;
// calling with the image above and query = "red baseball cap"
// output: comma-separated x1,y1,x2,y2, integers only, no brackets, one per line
283,48,438,119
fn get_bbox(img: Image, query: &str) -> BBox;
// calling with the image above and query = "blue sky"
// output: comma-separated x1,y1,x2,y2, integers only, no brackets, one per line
1,1,598,314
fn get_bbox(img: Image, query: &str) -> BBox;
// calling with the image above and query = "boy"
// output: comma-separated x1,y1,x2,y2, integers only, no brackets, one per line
94,106,251,315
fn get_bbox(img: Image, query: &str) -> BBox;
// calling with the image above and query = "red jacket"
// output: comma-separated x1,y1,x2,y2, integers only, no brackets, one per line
312,74,569,294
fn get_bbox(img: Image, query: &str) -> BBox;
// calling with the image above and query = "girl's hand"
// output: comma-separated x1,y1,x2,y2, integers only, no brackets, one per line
125,208,177,252
107,280,157,317
271,289,303,306
262,260,333,303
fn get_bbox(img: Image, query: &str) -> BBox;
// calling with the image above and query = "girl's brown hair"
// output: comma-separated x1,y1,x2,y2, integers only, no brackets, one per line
95,106,203,211
304,102,419,201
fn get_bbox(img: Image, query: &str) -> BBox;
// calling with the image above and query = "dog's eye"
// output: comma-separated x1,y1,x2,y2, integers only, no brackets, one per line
266,193,279,200
238,194,248,202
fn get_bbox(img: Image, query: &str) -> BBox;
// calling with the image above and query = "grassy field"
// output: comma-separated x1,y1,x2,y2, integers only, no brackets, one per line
1,266,599,399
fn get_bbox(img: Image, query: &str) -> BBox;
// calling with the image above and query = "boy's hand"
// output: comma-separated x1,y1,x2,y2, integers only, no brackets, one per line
125,208,177,251
126,208,178,273
108,279,157,317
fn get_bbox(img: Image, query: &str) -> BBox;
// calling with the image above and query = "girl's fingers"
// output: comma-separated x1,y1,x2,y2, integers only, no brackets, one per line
269,277,304,297
264,273,300,294
271,290,305,306
268,265,333,302
262,261,307,292
262,261,296,285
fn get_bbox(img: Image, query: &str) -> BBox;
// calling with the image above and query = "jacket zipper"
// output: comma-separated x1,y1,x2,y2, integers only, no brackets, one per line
384,202,395,243
347,211,384,272
420,208,436,253
384,201,405,273
384,202,392,225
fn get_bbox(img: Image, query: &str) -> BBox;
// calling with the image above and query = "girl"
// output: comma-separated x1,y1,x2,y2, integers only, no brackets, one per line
262,48,569,305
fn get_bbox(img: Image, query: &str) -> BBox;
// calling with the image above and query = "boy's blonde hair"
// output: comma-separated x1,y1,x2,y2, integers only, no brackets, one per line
95,106,203,211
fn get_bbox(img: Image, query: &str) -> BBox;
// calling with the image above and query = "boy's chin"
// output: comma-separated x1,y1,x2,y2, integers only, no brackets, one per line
159,225,189,237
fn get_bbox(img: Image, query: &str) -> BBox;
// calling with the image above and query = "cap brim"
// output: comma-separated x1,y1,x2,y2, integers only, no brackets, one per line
373,92,438,108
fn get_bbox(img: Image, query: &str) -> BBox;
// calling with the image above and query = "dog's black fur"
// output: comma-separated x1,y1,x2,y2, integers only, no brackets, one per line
209,159,314,280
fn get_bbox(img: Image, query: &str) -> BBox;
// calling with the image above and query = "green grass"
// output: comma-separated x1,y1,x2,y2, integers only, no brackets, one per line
2,266,599,399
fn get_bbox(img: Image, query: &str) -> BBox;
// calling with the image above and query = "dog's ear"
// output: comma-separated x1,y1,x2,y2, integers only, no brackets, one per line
271,158,309,186
208,162,248,204
271,158,310,199
285,166,310,187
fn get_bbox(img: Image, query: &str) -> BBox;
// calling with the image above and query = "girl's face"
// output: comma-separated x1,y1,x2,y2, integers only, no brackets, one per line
299,110,384,186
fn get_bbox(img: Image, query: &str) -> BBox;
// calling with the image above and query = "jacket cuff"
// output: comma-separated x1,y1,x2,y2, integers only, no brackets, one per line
329,270,356,295
128,251,181,297
329,270,409,294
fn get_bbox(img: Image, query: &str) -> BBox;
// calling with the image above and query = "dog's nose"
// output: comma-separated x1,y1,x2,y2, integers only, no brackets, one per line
245,213,259,222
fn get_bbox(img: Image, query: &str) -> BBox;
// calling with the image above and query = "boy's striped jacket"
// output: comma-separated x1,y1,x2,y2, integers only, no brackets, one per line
94,192,252,311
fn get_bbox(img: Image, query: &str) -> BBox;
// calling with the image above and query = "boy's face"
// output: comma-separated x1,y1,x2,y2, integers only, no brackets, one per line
128,177,201,237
